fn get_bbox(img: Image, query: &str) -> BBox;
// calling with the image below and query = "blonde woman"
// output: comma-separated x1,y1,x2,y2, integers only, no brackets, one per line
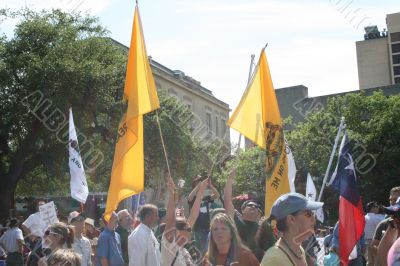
38,222,76,266
203,213,259,266
161,175,208,266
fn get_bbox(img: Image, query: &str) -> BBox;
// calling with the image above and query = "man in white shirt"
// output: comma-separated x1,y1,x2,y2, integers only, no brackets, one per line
364,201,384,265
128,204,160,266
22,200,49,266
68,211,92,266
0,218,24,266
22,200,47,240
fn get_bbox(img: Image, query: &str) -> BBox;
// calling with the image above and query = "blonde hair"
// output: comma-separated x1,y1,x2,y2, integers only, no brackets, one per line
48,222,75,248
391,186,400,194
207,213,247,264
47,249,81,266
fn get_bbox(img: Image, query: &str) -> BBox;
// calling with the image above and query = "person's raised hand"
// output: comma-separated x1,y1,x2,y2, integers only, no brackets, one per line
199,178,209,192
167,175,176,192
228,167,237,181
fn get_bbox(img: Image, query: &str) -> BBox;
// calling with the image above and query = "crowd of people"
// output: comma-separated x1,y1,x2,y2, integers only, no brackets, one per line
0,171,399,266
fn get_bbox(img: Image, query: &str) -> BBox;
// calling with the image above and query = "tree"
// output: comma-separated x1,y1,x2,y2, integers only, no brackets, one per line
143,92,210,202
0,9,127,220
0,9,225,219
216,91,400,222
286,91,400,222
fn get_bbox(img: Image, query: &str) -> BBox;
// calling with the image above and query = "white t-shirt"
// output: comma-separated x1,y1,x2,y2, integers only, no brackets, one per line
160,235,193,266
22,212,47,238
72,236,92,266
0,227,24,253
128,223,160,266
364,213,385,240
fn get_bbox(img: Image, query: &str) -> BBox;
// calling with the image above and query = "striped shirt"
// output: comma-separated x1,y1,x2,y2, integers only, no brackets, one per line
0,227,24,253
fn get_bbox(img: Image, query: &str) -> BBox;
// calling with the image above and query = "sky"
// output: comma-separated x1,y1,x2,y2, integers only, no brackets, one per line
1,0,399,144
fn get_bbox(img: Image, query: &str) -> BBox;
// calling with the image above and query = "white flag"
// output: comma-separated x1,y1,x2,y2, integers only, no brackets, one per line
306,173,324,223
69,108,88,203
286,142,297,193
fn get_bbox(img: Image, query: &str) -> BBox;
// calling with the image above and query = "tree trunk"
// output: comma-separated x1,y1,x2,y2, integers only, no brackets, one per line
0,120,40,221
0,184,15,221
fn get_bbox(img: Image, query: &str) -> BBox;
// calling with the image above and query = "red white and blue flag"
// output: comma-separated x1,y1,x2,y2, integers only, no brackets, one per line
328,132,365,265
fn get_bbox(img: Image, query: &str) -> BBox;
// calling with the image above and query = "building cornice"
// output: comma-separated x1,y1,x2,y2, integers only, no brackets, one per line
109,38,230,111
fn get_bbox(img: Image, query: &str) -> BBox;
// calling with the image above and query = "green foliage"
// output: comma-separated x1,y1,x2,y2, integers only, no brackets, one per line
144,92,198,188
216,91,400,223
0,9,126,200
1,9,225,207
286,91,400,221
217,147,266,198
144,91,230,197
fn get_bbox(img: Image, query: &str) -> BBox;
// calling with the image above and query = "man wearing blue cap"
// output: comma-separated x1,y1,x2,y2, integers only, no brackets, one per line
377,197,400,266
261,192,323,266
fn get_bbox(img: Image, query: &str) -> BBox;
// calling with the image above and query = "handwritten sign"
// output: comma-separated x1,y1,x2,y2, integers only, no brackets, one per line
39,201,59,227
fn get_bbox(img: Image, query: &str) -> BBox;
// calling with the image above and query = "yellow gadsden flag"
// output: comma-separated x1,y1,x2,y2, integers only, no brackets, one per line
104,6,159,220
228,49,290,216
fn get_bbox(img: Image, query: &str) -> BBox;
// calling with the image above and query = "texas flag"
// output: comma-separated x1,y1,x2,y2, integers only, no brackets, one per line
328,131,365,265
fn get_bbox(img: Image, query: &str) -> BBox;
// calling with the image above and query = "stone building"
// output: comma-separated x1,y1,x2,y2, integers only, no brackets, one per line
111,39,231,149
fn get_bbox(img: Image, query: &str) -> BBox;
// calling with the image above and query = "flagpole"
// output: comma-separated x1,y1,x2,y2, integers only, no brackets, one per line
208,53,256,178
238,54,256,152
155,110,172,181
317,116,345,202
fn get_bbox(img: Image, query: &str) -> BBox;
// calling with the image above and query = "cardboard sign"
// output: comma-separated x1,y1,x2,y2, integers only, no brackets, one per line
39,201,59,227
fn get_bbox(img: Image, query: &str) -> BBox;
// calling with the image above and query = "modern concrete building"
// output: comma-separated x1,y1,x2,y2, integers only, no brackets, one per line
111,39,231,148
273,11,400,130
356,12,400,89
274,84,400,128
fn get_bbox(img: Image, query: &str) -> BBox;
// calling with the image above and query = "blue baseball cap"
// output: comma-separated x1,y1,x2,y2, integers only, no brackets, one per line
270,193,324,220
383,197,400,214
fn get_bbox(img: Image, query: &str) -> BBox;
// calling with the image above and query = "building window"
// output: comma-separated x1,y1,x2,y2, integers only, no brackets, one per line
215,116,219,137
206,113,212,132
221,119,227,136
393,44,400,54
394,66,400,76
391,32,400,43
393,55,400,65
168,89,179,100
395,77,400,84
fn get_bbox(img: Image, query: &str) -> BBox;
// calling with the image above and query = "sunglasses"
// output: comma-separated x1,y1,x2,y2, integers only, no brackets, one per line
71,216,85,223
245,203,259,209
44,230,62,237
176,223,192,232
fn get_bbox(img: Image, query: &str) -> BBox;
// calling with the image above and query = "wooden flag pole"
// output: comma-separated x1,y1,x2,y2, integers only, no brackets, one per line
155,110,172,181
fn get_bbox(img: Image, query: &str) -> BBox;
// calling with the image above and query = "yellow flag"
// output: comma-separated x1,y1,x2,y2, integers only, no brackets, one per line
228,49,290,216
104,6,159,220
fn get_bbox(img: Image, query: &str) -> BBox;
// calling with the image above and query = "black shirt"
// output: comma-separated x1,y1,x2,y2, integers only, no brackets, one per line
234,212,259,251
